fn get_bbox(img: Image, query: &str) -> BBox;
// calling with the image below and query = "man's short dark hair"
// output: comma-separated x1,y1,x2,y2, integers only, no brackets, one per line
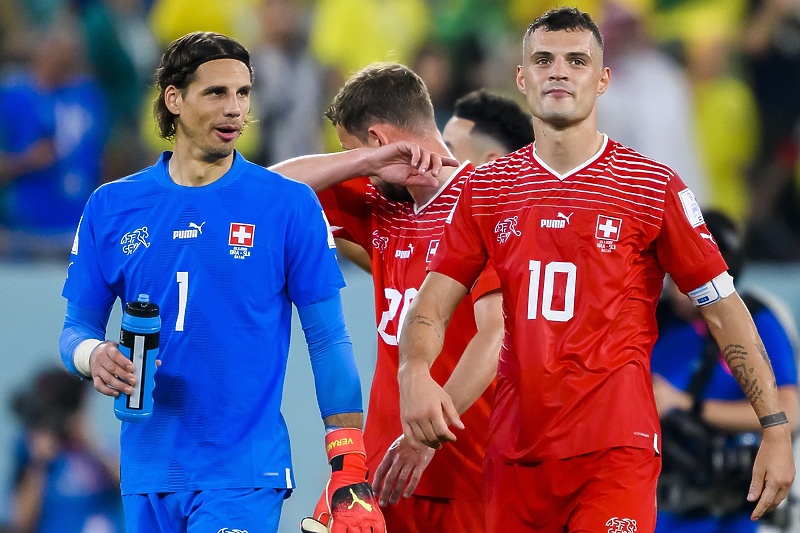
453,89,534,153
153,31,253,140
525,6,604,50
325,62,435,142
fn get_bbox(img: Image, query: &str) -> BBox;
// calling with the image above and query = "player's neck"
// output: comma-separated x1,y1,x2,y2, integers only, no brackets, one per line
168,141,235,187
408,163,458,208
532,123,604,175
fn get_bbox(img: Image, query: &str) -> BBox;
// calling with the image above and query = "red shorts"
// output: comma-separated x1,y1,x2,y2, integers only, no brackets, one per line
484,447,660,533
380,494,485,533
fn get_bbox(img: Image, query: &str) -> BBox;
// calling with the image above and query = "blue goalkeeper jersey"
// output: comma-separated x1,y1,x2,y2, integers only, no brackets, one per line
62,151,345,494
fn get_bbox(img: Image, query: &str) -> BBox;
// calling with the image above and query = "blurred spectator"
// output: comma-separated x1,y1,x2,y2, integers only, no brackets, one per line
9,366,123,533
412,41,457,131
651,209,799,533
741,0,800,260
250,0,323,166
0,21,108,260
686,34,759,222
597,0,710,205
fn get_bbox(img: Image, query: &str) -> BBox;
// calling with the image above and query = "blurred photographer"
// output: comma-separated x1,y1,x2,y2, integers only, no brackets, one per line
9,367,123,533
652,210,800,532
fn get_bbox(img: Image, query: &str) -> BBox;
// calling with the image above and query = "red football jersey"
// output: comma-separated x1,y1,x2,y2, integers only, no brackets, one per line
432,137,728,463
319,163,498,500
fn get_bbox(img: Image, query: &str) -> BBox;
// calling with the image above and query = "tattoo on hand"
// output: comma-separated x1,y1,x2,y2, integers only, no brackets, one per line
723,343,764,403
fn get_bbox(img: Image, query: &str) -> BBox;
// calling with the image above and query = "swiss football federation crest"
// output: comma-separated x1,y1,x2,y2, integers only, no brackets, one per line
605,517,637,532
495,216,521,243
121,226,151,255
372,230,388,255
229,222,255,260
596,215,622,253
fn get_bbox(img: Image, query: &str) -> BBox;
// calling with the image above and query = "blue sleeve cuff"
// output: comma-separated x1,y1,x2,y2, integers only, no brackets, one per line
296,292,363,418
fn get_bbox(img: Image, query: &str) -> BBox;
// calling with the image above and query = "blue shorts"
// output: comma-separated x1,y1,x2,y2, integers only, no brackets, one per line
122,488,290,533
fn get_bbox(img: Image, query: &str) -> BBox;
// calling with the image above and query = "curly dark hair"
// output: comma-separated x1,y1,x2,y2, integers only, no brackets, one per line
453,89,534,153
153,31,253,140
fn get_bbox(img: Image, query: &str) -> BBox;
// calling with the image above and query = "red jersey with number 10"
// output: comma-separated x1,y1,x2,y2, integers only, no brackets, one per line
319,162,498,501
432,137,728,463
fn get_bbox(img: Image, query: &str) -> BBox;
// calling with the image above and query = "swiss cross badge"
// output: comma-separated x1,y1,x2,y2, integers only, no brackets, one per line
229,222,255,259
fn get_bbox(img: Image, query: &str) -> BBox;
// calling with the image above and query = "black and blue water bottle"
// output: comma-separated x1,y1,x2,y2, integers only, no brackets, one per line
114,294,160,422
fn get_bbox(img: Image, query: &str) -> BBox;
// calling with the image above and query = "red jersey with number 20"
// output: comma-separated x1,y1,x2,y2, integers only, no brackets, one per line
432,137,728,464
319,162,498,501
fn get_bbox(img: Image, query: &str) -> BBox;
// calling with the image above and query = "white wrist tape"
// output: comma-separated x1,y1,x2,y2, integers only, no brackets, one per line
74,339,102,378
687,271,736,307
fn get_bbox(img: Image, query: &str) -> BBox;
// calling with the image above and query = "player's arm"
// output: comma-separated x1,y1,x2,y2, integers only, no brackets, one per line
59,302,137,397
297,293,385,533
443,289,503,412
698,292,795,520
269,143,456,192
372,289,502,505
334,238,371,274
397,272,469,451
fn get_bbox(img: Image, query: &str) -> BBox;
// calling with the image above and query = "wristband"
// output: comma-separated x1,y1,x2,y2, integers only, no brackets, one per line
759,411,789,428
325,427,366,461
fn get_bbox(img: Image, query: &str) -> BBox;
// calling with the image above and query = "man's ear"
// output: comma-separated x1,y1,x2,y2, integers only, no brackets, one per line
366,125,393,148
164,85,181,115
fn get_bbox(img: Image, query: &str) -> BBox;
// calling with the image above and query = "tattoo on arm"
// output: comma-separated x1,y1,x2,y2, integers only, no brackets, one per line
757,339,778,388
410,314,445,345
722,343,764,404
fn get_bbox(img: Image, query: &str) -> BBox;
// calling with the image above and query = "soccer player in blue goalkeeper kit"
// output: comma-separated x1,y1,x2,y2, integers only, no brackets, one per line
55,31,447,533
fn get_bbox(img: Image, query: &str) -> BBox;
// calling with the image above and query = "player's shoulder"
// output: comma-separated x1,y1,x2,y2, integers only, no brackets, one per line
244,158,315,196
606,138,677,183
468,144,534,183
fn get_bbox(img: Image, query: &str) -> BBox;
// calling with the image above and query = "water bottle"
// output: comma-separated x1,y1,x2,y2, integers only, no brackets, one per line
114,294,160,422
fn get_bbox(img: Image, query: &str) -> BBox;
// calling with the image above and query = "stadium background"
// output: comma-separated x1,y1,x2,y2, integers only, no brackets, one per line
2,0,800,531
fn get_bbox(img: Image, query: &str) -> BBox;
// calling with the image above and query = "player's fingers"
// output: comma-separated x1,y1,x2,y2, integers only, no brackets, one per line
429,411,457,443
416,150,432,175
750,480,779,520
401,421,424,452
92,374,122,397
387,464,413,505
402,464,425,499
442,398,464,430
407,143,421,168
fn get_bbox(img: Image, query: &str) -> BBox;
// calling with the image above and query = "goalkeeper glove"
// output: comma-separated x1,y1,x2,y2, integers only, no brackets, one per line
300,428,386,533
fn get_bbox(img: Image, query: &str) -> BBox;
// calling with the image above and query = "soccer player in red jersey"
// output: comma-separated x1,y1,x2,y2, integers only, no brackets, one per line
275,65,533,532
397,7,795,533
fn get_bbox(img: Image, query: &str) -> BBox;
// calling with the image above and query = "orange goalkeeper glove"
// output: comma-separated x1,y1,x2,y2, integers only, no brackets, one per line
300,428,386,533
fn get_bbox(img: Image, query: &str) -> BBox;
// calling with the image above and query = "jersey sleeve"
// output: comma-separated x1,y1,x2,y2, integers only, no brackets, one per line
61,191,117,314
470,262,501,303
655,174,729,294
317,177,373,253
430,179,488,290
286,184,346,307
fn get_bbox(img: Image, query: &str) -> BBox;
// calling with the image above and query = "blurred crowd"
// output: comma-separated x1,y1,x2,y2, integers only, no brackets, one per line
0,0,799,261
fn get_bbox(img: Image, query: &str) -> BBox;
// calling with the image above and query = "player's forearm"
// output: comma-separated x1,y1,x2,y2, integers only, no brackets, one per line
700,294,787,423
269,150,371,192
443,292,502,414
323,412,364,430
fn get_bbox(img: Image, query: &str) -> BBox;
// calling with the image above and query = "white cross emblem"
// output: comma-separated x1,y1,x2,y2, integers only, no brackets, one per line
596,215,622,241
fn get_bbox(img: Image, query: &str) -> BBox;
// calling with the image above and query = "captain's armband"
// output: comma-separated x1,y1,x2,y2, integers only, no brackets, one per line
687,272,735,307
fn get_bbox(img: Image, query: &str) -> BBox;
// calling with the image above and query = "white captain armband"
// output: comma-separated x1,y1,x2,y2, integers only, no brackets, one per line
687,272,736,307
74,339,102,378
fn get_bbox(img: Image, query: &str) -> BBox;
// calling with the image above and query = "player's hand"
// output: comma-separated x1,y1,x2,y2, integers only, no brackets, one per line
300,428,386,533
365,141,459,188
372,434,435,506
88,341,137,397
398,364,463,451
748,423,795,520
